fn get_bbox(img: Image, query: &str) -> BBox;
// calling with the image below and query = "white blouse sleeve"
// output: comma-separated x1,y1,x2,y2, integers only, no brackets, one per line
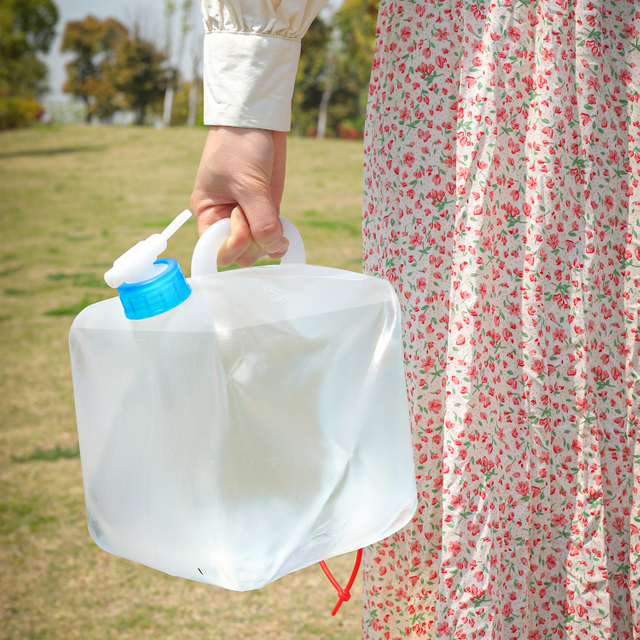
199,0,330,131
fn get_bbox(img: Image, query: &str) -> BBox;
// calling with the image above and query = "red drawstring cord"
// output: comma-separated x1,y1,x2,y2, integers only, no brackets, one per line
319,548,363,616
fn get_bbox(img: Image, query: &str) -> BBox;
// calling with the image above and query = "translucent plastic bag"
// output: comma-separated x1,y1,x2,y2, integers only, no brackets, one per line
69,214,416,595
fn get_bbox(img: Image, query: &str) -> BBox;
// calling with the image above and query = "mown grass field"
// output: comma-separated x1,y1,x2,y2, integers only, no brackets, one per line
0,125,365,639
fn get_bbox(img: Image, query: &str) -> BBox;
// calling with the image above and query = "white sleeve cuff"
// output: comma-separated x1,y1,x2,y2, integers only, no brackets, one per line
203,31,301,132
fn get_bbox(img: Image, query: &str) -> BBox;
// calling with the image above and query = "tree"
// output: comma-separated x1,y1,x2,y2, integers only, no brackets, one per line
115,31,166,125
186,45,202,126
332,0,379,134
290,0,378,138
291,15,331,136
61,15,168,125
170,77,202,126
162,0,193,126
61,16,127,122
0,0,58,98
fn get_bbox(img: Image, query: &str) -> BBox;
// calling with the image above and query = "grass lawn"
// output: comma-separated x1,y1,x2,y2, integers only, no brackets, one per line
0,124,365,639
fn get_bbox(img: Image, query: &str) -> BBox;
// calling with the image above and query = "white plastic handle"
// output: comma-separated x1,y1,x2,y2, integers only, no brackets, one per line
190,216,306,278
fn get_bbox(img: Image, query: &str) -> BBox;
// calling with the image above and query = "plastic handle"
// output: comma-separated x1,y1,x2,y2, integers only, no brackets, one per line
190,216,306,278
319,548,363,616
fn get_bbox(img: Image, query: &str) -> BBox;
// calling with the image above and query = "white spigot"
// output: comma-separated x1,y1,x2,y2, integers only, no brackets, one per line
104,209,192,289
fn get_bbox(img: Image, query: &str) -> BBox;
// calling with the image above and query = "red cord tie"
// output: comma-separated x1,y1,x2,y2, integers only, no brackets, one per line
319,548,363,616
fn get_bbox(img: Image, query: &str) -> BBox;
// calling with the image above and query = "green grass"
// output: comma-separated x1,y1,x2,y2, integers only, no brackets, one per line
3,288,31,296
0,124,365,640
11,444,80,463
0,496,58,534
44,294,111,316
47,272,109,288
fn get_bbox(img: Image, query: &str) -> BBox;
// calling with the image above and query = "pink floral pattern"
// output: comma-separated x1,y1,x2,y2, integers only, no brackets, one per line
361,1,640,638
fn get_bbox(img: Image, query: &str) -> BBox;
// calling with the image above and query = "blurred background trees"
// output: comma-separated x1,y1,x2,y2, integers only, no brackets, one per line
0,0,59,128
161,1,193,126
61,17,167,125
332,0,379,137
291,16,331,137
58,1,199,127
292,0,379,139
61,16,127,123
114,27,167,125
2,0,378,135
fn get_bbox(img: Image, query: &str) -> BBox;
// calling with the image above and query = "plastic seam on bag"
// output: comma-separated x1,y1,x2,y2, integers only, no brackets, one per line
319,548,363,616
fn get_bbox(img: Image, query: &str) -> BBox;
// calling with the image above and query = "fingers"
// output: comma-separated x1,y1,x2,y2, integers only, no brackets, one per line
216,207,290,266
193,202,235,237
234,130,287,255
225,206,291,264
235,191,286,255
217,207,266,267
266,237,289,260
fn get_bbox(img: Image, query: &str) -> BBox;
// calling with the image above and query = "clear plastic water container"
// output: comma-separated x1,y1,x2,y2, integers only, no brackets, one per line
69,212,416,592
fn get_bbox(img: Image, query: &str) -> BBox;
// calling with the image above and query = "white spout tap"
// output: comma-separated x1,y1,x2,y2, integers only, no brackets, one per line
104,209,192,288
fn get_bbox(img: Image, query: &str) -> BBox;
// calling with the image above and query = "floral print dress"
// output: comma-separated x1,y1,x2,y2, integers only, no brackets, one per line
361,0,640,638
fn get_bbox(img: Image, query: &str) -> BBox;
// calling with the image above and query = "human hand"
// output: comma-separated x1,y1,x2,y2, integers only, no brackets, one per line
190,126,288,267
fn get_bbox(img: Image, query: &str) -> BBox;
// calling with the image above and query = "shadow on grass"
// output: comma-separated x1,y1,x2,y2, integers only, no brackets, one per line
0,145,106,159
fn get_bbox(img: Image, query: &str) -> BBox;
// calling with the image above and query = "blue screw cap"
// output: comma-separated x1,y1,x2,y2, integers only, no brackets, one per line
117,258,191,320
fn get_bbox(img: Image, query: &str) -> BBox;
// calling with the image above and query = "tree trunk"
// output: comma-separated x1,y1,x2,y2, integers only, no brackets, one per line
162,84,174,126
187,46,201,127
187,80,198,126
317,57,335,140
162,79,173,127
162,72,174,126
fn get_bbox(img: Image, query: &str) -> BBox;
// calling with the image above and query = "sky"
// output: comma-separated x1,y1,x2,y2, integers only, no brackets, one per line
44,0,204,100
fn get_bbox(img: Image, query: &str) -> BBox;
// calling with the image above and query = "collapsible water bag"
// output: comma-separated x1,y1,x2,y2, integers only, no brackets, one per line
69,211,416,593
